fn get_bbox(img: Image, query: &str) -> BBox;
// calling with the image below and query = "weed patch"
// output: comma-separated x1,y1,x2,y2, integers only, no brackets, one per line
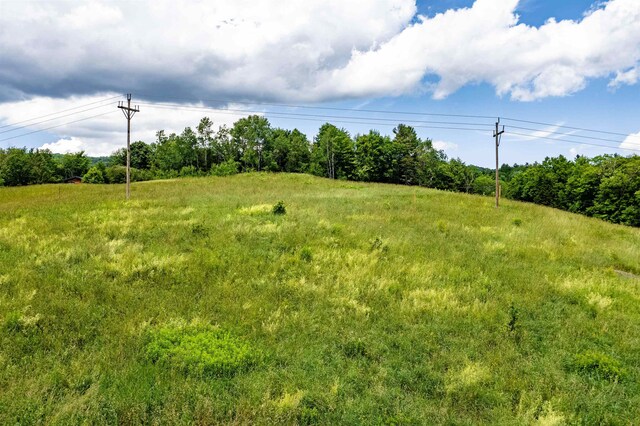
570,351,627,382
191,223,209,237
144,320,259,377
341,340,368,359
272,201,287,215
3,310,42,334
299,247,313,262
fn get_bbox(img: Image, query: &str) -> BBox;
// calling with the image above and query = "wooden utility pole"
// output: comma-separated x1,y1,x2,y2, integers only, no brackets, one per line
494,118,505,208
118,94,139,200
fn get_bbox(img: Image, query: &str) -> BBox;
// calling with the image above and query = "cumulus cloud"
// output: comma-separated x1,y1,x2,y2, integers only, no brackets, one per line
327,0,640,101
0,0,415,103
609,67,640,88
1,0,640,104
40,137,85,154
433,141,459,151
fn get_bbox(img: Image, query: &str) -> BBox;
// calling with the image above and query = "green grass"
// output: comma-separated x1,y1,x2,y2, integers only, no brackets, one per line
1,173,639,424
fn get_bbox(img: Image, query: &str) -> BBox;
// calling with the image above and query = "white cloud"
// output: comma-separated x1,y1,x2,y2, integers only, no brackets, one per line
326,0,640,101
433,140,459,151
0,0,415,101
0,93,251,156
609,67,640,88
40,137,85,154
1,0,640,103
620,131,640,152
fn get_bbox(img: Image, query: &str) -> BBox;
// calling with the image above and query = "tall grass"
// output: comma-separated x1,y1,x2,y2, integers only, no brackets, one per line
1,173,639,424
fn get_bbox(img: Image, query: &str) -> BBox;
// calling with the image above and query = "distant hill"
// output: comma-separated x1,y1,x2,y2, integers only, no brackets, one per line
51,153,110,165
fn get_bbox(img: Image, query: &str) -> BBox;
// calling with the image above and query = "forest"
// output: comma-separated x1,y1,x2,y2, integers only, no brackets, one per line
1,115,638,226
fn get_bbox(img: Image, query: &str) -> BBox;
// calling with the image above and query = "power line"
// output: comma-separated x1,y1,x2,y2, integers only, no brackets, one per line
0,102,118,135
139,100,494,127
504,131,640,153
139,102,495,128
2,93,638,156
0,95,121,130
505,125,631,145
502,116,640,139
0,111,117,143
140,102,492,133
136,102,640,152
138,95,640,144
135,92,498,120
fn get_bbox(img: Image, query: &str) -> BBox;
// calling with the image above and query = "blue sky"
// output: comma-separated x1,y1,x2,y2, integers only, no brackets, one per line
418,0,595,24
1,0,639,167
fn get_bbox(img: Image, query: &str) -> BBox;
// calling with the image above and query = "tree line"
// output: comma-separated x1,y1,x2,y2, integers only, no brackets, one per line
1,115,638,226
504,155,640,227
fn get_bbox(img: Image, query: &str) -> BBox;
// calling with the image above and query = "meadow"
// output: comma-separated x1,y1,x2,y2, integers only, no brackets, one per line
0,173,639,424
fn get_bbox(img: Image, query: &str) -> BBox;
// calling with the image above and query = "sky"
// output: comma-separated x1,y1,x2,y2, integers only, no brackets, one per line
1,0,640,167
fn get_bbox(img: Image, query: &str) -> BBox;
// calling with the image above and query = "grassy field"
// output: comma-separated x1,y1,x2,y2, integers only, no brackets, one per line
1,173,639,424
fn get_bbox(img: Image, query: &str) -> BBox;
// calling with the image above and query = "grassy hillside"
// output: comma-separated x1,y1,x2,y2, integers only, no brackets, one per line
1,173,639,424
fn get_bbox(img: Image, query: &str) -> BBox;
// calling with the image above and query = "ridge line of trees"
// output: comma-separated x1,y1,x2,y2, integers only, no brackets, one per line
1,115,638,227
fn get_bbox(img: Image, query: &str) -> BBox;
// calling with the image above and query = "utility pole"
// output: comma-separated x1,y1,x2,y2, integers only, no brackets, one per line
494,118,505,208
118,94,139,200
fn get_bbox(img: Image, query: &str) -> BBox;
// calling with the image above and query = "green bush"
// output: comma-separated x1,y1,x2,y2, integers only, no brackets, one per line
179,165,199,177
272,201,286,215
131,168,153,182
103,165,152,183
82,166,105,184
152,168,179,179
210,159,239,177
571,351,628,382
105,165,126,184
472,175,495,196
144,321,259,377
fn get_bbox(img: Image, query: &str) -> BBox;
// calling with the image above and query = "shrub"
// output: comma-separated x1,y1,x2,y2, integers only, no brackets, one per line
152,168,179,180
210,159,239,177
131,168,153,182
144,320,259,377
179,165,199,177
105,165,126,184
570,351,627,382
82,166,105,184
472,175,495,196
512,218,523,227
273,201,286,215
